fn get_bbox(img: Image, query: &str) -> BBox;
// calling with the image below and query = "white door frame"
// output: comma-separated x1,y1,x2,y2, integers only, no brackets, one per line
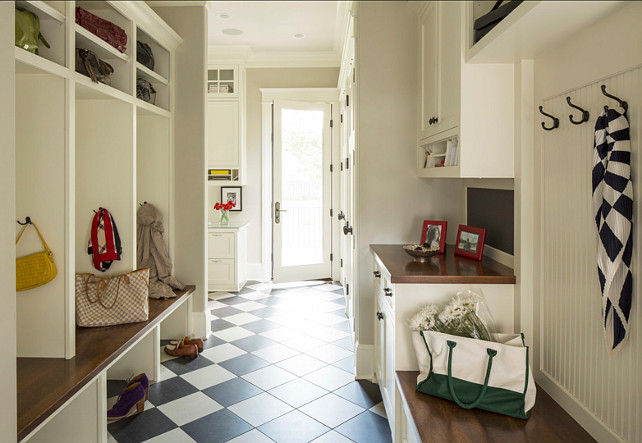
260,88,340,282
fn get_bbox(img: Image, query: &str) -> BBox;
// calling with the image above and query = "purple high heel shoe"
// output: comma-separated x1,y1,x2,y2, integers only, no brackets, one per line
107,382,145,420
127,373,149,401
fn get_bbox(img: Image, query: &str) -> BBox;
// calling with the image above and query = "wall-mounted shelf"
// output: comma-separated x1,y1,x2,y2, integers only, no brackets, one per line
75,24,130,62
14,47,69,78
74,72,133,102
136,62,168,86
16,0,66,23
466,1,625,64
136,98,171,118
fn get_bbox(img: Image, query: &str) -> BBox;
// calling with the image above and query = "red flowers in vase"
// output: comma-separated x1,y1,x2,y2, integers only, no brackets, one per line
214,201,235,211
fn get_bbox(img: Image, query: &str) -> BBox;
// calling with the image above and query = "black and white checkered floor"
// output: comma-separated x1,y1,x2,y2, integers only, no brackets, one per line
107,281,392,443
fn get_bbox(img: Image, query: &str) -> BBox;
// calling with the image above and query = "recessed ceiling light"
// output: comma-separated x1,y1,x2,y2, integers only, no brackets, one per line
293,33,305,39
216,13,231,19
222,28,244,36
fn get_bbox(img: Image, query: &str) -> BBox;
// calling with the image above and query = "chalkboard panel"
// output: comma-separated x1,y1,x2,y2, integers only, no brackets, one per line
467,188,514,255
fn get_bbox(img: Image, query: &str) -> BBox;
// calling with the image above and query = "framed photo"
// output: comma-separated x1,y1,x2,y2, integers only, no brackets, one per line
420,220,447,253
454,224,486,261
221,187,242,211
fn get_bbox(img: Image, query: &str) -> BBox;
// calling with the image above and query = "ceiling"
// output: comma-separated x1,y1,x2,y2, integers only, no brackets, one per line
207,1,344,54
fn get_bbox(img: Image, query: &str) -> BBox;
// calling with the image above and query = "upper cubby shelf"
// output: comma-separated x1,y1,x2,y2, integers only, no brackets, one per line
466,1,625,64
75,24,129,62
16,0,65,23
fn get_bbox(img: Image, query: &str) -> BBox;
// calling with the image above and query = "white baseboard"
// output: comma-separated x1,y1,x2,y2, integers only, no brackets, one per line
247,263,269,282
355,341,374,381
538,372,622,443
191,311,210,338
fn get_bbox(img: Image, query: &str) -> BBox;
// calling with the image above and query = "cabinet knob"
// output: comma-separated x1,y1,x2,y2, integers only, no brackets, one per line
434,116,438,124
377,312,384,320
384,288,392,297
373,271,381,278
343,225,353,235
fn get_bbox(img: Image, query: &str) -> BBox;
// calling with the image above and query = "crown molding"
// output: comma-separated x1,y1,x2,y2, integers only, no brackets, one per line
208,45,341,68
146,1,206,8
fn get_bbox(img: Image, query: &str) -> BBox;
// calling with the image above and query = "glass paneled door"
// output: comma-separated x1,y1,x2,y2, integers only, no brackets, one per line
273,101,332,282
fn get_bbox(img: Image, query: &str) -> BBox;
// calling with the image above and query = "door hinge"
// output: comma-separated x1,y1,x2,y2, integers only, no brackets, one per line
340,114,343,123
346,157,350,169
352,67,355,83
330,119,333,128
346,95,350,107
330,253,334,262
330,164,333,172
346,283,349,295
340,162,343,171
330,208,333,217
340,258,343,268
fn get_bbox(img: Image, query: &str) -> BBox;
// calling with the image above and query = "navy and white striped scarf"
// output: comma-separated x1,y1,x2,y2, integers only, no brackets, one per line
592,106,633,356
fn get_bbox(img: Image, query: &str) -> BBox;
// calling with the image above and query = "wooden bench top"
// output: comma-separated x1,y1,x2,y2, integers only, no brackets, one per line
396,371,594,443
17,286,195,441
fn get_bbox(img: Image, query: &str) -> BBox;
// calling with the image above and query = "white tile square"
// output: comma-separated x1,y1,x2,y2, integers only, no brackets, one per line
299,393,364,428
180,364,236,390
157,392,223,426
200,343,246,363
226,429,274,443
276,354,327,377
303,365,354,391
242,365,297,390
142,428,197,442
213,326,254,342
233,301,268,312
259,327,298,343
246,282,273,292
318,314,348,326
306,344,352,363
252,344,300,363
266,314,299,326
158,364,177,382
226,312,262,325
370,402,387,418
310,430,354,443
282,335,326,352
238,291,271,301
228,392,293,427
307,327,351,343
207,300,228,310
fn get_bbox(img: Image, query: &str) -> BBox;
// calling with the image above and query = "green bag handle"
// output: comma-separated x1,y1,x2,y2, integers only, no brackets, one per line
446,340,497,409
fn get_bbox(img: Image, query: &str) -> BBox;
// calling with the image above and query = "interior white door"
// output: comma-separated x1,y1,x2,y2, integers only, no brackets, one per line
273,100,332,283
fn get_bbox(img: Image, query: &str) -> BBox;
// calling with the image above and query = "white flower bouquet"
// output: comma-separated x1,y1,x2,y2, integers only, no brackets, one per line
408,289,495,341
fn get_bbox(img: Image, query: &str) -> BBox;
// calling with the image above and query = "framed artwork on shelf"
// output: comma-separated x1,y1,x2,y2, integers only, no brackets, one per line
221,186,242,211
454,224,486,261
421,220,447,253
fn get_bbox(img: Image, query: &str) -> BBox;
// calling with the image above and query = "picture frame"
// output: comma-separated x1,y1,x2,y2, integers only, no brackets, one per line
454,224,486,261
420,220,447,253
221,186,242,211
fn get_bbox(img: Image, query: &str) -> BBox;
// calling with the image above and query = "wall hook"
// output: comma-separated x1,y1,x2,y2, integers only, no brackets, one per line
17,216,32,226
601,85,628,112
566,97,590,125
539,106,559,131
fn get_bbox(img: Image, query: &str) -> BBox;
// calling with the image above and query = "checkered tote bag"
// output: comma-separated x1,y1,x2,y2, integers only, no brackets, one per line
76,268,150,327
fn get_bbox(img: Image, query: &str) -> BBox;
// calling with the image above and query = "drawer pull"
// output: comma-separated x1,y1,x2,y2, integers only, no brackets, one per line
373,271,381,278
384,288,392,297
210,234,223,237
377,312,384,320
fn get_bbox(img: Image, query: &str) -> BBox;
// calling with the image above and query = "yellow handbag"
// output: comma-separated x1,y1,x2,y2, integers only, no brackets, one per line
16,221,57,291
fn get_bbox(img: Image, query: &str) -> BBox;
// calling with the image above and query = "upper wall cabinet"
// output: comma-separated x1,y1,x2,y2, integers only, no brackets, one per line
207,64,246,185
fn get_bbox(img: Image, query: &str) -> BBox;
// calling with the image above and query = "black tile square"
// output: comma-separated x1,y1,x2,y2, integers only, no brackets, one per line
107,380,129,399
336,411,392,443
203,334,226,350
108,408,177,443
211,319,235,332
147,376,199,406
251,307,282,318
181,408,252,442
217,295,250,305
218,353,270,376
231,334,278,352
332,335,354,351
334,380,382,409
242,319,281,333
211,306,244,318
202,377,263,407
161,354,214,376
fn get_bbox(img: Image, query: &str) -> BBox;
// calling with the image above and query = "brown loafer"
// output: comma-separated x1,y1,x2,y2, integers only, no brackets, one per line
170,336,204,352
164,342,198,359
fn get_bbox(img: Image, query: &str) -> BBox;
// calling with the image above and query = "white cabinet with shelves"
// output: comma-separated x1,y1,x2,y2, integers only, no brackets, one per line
208,65,238,97
208,223,248,292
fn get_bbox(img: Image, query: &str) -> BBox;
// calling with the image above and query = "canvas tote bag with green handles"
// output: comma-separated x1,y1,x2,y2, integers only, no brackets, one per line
412,330,536,419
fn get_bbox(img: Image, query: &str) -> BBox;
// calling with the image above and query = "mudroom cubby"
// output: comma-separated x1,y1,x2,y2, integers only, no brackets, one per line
13,1,185,441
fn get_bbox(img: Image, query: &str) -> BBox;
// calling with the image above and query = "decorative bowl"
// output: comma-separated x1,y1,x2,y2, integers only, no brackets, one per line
403,244,439,262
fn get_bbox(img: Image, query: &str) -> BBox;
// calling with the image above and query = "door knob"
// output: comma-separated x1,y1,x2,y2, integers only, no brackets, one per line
275,202,287,224
343,225,353,235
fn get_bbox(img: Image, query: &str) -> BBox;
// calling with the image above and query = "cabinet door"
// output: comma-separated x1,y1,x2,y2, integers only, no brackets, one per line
207,101,239,166
436,1,461,134
208,258,235,286
374,295,384,385
418,2,438,140
208,232,235,258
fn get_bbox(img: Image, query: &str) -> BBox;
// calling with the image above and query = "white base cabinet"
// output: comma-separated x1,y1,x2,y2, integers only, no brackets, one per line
208,223,247,292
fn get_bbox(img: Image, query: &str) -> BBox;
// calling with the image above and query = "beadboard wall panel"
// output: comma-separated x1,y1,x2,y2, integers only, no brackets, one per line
538,68,641,443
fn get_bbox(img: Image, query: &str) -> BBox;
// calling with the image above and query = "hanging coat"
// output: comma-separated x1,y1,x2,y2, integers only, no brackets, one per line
592,106,633,356
137,203,184,299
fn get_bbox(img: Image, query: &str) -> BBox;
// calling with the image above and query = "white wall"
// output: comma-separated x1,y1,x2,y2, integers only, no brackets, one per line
0,2,17,436
208,67,340,280
154,6,209,335
356,1,464,346
532,3,642,442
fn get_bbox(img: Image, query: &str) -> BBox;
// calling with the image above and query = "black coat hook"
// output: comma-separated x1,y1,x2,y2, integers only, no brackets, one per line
139,201,147,206
566,97,590,125
601,85,628,112
539,106,559,131
17,216,32,225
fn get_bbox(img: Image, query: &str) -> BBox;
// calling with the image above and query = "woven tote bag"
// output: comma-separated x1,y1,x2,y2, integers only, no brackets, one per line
412,330,536,419
76,268,149,327
16,222,57,292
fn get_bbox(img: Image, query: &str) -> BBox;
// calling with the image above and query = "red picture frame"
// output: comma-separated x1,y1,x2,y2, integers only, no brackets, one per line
454,224,486,261
421,220,447,253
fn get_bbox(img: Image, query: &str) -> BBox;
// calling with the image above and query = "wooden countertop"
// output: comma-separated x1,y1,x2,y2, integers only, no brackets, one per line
396,371,594,442
370,244,515,284
17,286,195,441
